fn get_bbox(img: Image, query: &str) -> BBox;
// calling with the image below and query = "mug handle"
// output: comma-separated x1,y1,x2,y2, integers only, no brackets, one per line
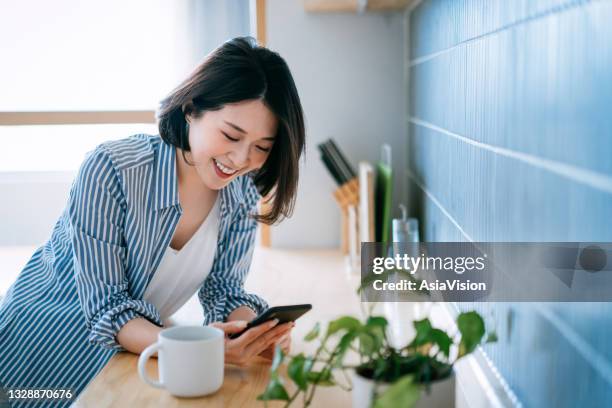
138,342,164,389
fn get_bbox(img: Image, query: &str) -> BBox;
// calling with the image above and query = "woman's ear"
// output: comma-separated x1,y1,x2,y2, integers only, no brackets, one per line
182,100,194,122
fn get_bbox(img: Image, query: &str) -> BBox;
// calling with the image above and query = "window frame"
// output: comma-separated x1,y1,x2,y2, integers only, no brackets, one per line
0,111,155,126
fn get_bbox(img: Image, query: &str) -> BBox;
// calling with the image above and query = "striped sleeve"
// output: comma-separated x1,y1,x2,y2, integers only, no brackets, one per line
68,146,163,351
198,203,268,325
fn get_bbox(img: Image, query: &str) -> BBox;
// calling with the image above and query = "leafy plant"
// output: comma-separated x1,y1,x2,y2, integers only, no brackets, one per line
257,310,496,407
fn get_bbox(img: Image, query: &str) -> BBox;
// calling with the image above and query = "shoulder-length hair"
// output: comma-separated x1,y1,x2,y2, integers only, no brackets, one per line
157,36,305,225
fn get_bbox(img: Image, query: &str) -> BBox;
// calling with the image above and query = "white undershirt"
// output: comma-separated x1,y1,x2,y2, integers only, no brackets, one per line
143,195,220,323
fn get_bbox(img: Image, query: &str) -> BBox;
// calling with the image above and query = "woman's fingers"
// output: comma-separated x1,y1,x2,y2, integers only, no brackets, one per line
245,327,288,356
221,320,295,365
262,323,293,345
279,332,291,352
280,332,291,344
245,323,293,357
210,320,248,334
232,319,279,346
258,330,293,360
258,346,275,361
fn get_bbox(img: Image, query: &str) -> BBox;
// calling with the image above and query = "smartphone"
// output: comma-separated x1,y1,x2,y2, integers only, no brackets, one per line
228,304,312,339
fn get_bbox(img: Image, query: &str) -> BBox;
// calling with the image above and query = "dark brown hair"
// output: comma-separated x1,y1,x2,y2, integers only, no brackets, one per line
157,36,305,225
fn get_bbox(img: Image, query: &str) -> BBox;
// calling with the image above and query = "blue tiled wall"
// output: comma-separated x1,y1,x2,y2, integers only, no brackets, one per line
407,1,612,406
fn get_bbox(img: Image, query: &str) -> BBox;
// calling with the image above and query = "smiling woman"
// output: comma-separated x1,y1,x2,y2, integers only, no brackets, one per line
157,36,305,225
0,36,305,406
183,100,278,190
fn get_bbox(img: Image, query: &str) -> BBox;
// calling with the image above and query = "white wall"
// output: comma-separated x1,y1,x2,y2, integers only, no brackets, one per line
265,0,407,248
0,173,73,246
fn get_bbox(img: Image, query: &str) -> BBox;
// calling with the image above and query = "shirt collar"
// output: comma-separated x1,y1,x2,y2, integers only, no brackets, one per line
153,137,258,216
153,137,180,211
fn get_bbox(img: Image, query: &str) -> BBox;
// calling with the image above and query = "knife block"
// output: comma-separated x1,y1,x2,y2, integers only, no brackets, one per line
333,178,359,254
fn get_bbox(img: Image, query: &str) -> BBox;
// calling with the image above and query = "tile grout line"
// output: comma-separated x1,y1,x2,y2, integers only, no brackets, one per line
535,305,612,387
410,117,612,195
408,0,594,67
405,168,475,243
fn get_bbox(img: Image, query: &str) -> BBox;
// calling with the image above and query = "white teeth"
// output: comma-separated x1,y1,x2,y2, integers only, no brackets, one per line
214,159,237,175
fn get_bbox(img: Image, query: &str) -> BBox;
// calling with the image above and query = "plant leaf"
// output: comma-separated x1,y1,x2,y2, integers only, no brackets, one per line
365,316,388,350
413,318,432,335
304,322,320,342
328,316,362,336
457,311,485,358
373,358,390,381
359,332,376,356
366,316,388,330
373,375,421,408
257,376,290,401
306,369,335,386
408,318,433,348
333,331,357,367
288,354,308,391
429,328,452,358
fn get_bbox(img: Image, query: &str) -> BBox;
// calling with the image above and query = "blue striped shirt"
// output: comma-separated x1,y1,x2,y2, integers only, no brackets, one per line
0,134,268,406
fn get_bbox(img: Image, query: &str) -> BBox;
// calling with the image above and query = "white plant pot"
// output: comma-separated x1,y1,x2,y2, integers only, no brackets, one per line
351,369,455,408
383,301,433,349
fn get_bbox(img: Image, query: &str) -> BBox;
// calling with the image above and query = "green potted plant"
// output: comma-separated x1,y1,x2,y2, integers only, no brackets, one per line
257,310,496,408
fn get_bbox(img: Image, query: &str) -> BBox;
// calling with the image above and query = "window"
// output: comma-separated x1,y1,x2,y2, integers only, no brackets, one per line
0,0,251,172
0,0,252,247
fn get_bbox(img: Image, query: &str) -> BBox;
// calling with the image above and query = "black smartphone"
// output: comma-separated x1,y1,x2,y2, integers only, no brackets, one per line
228,304,312,339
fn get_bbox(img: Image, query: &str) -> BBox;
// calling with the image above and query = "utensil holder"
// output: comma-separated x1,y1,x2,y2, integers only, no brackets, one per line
332,178,359,254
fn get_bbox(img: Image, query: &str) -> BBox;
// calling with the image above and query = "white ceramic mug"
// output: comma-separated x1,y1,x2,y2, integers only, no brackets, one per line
138,325,224,397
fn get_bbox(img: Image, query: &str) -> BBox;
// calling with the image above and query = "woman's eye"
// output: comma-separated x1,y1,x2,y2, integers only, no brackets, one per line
222,131,239,142
222,130,270,152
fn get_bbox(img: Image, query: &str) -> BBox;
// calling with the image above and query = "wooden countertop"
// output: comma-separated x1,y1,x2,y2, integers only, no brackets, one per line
74,248,364,407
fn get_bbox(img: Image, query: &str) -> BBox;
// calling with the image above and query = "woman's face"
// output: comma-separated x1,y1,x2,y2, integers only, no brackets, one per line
185,99,278,190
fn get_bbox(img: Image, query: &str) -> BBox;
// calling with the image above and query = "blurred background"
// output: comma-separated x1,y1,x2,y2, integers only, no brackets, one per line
1,0,611,407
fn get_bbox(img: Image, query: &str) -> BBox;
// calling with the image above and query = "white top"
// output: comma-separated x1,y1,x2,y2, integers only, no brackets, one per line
143,195,220,323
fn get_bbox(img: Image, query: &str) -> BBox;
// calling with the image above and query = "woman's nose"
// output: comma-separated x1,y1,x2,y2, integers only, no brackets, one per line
229,143,251,168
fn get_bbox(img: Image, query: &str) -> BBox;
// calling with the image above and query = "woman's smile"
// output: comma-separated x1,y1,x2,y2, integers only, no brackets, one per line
213,158,239,178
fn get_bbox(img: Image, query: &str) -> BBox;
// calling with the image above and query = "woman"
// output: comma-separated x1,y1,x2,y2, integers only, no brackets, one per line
0,36,305,405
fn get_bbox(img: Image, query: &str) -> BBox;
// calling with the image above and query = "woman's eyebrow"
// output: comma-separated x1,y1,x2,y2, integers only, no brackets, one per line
224,120,247,134
224,120,275,141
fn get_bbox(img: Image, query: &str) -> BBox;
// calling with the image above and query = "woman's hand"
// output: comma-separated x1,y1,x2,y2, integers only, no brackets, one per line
210,320,293,366
258,324,293,360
